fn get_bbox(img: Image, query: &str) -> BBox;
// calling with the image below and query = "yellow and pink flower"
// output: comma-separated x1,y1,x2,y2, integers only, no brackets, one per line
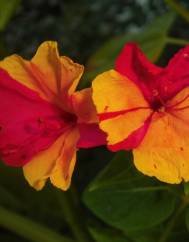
0,41,106,190
93,43,189,184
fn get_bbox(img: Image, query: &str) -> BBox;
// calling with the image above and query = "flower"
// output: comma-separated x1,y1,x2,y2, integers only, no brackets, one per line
0,41,106,190
92,43,189,184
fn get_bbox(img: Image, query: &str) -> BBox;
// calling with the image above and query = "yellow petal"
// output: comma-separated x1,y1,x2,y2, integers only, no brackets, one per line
23,134,66,190
92,70,149,113
133,111,189,184
101,108,152,145
32,42,83,94
0,41,84,104
92,69,151,145
60,56,84,95
0,55,45,97
50,128,79,190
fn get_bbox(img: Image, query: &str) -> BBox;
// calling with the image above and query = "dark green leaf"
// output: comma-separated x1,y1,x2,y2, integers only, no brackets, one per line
83,152,176,232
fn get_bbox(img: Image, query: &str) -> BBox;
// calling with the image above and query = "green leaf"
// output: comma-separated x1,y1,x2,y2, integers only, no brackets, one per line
83,152,176,232
0,0,21,31
80,11,176,88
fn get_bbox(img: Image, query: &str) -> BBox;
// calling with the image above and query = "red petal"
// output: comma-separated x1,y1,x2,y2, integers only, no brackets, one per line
77,123,106,148
115,43,162,103
0,69,68,166
159,45,189,101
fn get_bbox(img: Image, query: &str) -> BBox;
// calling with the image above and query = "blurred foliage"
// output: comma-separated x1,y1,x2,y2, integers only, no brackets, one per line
1,1,189,242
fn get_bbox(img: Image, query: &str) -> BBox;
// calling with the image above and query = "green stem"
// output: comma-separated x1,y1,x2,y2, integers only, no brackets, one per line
0,205,75,242
158,198,189,242
56,187,94,242
165,0,189,24
166,37,189,45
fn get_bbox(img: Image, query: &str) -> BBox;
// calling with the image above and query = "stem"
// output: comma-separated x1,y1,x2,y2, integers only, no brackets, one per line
56,186,94,242
0,205,74,242
166,37,189,46
165,0,189,24
158,198,189,242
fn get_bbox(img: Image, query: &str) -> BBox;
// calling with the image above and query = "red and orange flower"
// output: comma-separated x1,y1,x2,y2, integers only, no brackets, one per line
93,43,189,184
0,41,106,190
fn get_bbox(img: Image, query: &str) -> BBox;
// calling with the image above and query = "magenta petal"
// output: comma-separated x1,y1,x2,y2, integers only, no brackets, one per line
0,68,67,166
115,43,162,103
77,123,106,148
159,45,189,100
108,115,152,152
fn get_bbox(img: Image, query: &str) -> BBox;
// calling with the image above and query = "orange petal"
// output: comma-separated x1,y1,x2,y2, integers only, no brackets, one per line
23,134,66,190
72,88,98,123
60,56,84,95
133,110,189,184
0,41,84,104
92,70,149,113
92,70,151,145
0,55,45,97
50,128,79,190
32,42,83,95
101,108,152,145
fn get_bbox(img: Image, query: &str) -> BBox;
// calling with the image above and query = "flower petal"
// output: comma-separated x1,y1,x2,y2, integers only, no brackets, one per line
158,45,189,101
0,41,84,107
77,123,106,148
133,109,189,183
32,41,83,95
50,128,80,190
100,108,152,146
115,43,162,102
92,69,152,147
72,88,98,123
0,68,65,166
108,115,152,151
0,54,45,97
92,70,150,114
23,134,66,190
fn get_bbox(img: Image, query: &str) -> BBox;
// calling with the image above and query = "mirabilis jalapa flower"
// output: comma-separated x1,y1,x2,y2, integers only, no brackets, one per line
0,41,106,190
93,43,189,184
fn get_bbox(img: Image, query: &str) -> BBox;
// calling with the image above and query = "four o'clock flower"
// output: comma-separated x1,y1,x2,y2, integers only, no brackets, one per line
0,41,106,190
92,43,189,184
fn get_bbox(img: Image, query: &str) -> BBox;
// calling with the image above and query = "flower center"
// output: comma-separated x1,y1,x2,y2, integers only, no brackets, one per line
61,112,77,124
151,89,166,112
